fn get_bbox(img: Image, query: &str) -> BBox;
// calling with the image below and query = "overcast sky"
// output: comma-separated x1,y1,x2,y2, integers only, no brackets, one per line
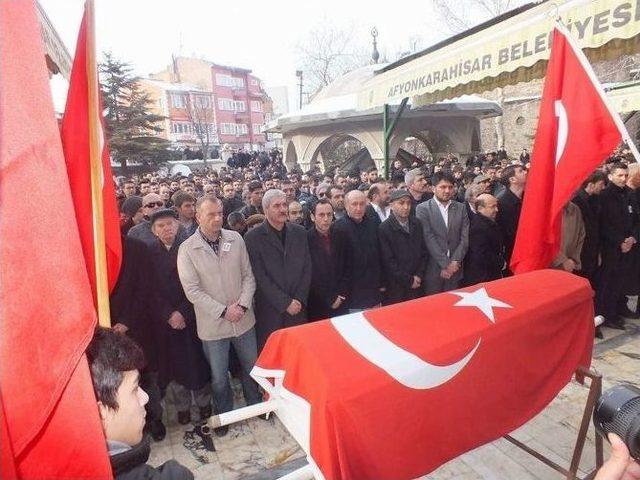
40,0,448,110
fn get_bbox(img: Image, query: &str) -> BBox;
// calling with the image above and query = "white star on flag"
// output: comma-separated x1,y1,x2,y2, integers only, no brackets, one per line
449,287,512,323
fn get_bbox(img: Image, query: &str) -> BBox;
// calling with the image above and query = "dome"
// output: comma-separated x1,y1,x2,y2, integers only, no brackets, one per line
311,64,387,102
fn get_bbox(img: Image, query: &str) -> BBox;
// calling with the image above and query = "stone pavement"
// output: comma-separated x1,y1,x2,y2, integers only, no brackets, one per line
148,317,639,480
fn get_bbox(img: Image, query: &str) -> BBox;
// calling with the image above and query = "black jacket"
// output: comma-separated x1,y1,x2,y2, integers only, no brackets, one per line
244,221,312,350
110,437,193,480
572,189,600,277
496,188,522,266
378,214,427,305
333,215,383,309
110,236,159,370
149,240,210,391
599,183,639,252
463,213,504,286
307,227,346,320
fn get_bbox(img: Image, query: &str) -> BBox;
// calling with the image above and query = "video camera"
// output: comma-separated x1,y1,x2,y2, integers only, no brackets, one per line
593,384,640,460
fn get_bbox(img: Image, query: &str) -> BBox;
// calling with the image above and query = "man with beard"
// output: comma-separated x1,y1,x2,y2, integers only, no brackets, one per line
417,171,469,295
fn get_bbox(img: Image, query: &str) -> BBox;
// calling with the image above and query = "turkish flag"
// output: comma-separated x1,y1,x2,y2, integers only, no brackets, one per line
0,1,111,478
510,26,622,274
61,2,122,297
253,270,594,479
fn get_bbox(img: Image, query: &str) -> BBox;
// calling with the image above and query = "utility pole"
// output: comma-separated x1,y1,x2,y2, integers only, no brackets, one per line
296,70,303,110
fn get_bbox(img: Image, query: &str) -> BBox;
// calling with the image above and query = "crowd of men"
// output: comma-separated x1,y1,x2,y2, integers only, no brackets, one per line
107,145,639,477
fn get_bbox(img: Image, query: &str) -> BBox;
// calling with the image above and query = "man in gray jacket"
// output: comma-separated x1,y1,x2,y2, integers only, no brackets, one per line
177,195,261,436
416,171,469,295
244,189,312,351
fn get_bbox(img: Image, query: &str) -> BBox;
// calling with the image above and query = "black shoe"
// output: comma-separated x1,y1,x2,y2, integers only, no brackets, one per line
177,410,191,425
595,327,604,339
199,405,212,421
149,420,166,441
618,306,640,319
214,425,229,437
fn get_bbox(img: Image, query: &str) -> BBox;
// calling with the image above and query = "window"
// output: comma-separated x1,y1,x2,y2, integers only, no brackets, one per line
194,123,216,135
216,74,233,87
232,77,244,88
218,98,235,111
219,123,247,135
194,95,211,109
171,93,186,108
234,101,246,112
252,124,263,134
171,122,192,134
250,100,262,112
250,78,259,86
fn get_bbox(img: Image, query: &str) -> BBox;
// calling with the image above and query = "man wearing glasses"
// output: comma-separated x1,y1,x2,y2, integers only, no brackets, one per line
128,193,187,246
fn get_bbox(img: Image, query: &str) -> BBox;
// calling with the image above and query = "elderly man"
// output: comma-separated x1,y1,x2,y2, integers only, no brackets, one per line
416,171,469,295
244,189,312,350
378,189,427,305
177,195,261,436
149,209,211,426
463,194,504,286
129,193,186,247
333,190,384,311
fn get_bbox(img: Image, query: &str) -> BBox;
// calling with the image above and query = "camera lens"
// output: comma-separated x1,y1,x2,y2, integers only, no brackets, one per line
593,384,640,460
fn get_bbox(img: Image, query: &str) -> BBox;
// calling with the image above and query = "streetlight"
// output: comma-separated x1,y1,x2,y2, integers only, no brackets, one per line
296,70,303,110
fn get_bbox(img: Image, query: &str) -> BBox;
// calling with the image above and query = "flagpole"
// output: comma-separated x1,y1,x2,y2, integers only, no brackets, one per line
85,0,112,328
554,20,640,163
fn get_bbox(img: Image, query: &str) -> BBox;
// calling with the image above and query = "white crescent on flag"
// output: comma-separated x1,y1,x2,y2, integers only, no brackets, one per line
554,99,568,165
330,288,512,390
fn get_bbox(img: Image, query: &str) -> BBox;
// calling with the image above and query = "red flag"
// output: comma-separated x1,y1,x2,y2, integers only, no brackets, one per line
510,26,622,274
61,1,122,305
0,1,111,478
253,270,593,479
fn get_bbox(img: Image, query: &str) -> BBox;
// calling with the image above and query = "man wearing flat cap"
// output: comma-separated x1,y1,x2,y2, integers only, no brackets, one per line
378,189,427,305
128,193,187,247
149,209,212,426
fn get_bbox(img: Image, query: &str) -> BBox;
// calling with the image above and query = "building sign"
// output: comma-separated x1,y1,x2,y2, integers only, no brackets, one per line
358,0,640,109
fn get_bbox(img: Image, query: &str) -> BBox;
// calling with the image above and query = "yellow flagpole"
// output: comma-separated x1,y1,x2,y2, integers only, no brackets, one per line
86,0,112,328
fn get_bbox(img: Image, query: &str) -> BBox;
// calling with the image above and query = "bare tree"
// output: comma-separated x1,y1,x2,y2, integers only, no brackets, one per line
431,0,529,34
185,92,216,163
295,22,370,97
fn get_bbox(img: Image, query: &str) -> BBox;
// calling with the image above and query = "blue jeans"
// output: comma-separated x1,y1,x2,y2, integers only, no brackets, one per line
202,327,262,414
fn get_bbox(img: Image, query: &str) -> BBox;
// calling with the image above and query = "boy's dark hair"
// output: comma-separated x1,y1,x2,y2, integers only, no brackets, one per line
86,327,145,410
500,165,520,186
609,162,628,173
431,170,455,186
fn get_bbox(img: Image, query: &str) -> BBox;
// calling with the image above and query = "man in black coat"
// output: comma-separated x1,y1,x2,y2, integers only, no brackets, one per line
464,194,504,286
333,190,384,310
245,189,312,351
378,189,427,305
148,209,211,425
572,171,606,286
496,165,527,273
307,199,347,320
110,235,166,441
596,163,640,329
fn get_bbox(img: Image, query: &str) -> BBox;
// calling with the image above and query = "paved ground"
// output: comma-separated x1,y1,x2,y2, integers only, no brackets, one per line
148,316,640,480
